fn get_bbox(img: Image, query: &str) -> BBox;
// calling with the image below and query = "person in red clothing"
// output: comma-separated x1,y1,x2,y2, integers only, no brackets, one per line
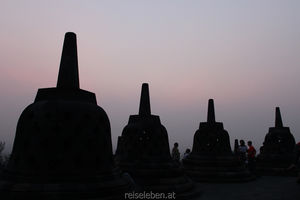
247,141,256,172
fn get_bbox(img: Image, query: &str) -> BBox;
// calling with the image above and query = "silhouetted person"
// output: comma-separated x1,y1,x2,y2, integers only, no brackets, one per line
238,140,247,163
259,142,265,154
172,143,180,163
247,141,256,172
234,139,239,155
296,142,300,165
183,148,191,160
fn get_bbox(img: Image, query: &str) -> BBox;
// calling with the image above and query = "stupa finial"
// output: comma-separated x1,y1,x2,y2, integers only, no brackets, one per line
57,32,79,89
207,99,215,123
139,83,151,116
275,107,283,128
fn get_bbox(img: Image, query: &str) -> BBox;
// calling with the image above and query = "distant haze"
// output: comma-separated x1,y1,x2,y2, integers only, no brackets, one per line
0,1,300,155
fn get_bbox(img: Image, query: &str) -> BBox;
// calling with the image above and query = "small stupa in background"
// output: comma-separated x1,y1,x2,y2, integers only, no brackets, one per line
0,32,133,199
256,107,296,175
115,83,197,199
183,99,254,182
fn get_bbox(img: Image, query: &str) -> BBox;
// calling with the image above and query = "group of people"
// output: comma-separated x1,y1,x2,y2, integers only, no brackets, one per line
171,140,257,172
171,142,191,163
236,140,257,171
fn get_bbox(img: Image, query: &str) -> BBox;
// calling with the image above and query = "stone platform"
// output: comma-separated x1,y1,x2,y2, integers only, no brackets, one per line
195,176,300,200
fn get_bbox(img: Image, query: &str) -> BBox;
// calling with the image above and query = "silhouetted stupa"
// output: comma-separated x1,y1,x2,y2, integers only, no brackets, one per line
183,99,254,182
115,83,197,199
0,32,132,199
256,107,296,175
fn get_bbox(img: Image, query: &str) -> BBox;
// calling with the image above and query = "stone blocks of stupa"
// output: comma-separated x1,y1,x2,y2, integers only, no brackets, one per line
0,32,132,200
115,83,197,199
256,107,297,176
183,99,254,182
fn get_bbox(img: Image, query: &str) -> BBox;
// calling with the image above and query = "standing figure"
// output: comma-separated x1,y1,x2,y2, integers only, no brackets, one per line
238,140,248,163
234,139,239,155
183,148,191,160
172,143,180,163
247,141,256,172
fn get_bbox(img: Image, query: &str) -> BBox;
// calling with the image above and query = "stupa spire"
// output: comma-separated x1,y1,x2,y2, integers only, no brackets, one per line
139,83,151,116
207,99,215,123
57,32,79,89
275,107,283,128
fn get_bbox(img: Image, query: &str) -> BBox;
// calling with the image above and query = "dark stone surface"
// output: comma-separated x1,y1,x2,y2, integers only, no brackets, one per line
256,107,297,176
115,83,197,199
0,32,132,199
191,100,232,155
116,84,170,161
183,99,254,182
195,176,300,200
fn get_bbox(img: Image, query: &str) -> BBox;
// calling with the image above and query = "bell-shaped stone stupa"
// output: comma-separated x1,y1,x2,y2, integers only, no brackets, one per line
115,83,197,199
0,32,132,199
183,99,254,182
256,107,296,175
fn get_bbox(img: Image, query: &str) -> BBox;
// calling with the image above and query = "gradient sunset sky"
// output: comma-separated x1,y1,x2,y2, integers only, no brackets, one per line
0,0,300,154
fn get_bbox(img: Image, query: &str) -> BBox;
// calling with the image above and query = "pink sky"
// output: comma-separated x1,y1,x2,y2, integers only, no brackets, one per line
1,0,300,154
